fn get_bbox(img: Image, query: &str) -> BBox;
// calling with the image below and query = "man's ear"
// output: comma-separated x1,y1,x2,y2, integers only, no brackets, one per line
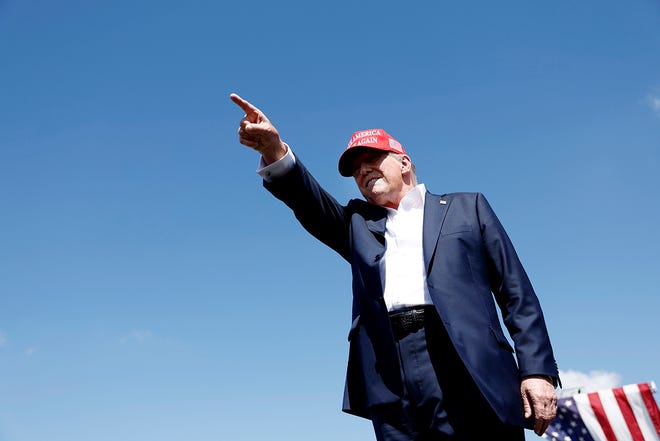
400,155,412,174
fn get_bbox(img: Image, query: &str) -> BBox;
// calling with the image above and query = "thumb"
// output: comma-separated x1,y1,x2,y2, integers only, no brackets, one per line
243,120,272,136
522,391,532,419
243,121,263,132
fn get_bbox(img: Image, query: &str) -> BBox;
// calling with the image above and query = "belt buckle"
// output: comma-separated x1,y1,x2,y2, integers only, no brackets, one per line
391,307,425,339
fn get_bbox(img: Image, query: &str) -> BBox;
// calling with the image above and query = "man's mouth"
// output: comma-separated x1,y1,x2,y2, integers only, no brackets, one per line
365,176,379,189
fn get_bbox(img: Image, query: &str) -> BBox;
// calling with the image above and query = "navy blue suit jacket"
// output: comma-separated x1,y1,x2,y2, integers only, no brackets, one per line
264,159,559,427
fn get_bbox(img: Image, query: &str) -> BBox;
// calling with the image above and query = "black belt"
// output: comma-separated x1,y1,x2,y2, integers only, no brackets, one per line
389,305,436,340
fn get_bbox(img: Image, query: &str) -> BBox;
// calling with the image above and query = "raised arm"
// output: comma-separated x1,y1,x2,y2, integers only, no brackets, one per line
230,93,352,260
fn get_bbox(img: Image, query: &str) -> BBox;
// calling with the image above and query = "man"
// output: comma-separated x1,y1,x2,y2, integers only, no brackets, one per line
230,93,559,440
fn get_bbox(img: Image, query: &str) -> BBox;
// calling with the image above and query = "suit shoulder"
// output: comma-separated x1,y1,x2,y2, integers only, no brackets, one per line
431,191,485,201
346,198,387,218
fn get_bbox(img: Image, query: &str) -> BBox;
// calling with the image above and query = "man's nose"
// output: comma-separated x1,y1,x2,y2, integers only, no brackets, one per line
357,163,371,175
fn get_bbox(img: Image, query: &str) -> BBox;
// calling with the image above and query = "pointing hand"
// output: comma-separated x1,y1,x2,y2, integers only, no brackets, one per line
230,93,288,164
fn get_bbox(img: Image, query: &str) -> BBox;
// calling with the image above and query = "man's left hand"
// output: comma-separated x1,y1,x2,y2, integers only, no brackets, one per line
521,375,557,435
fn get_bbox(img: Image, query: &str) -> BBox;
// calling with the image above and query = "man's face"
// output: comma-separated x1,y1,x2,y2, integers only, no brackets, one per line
351,149,409,209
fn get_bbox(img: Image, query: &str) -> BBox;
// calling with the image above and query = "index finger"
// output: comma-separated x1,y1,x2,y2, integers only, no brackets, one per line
230,93,260,115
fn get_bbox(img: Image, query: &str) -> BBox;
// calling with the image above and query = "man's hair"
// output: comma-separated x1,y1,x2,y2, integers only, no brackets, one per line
390,153,417,185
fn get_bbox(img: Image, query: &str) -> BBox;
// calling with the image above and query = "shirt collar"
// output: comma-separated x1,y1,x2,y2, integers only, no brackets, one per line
386,183,426,215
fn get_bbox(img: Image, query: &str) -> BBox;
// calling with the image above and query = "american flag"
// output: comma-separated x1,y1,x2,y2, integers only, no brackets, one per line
543,382,660,441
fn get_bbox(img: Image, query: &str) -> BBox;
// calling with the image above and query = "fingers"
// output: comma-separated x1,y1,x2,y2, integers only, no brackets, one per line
230,93,287,162
231,93,269,146
524,391,554,435
230,93,258,114
521,377,558,436
533,410,551,435
237,120,262,148
537,392,558,435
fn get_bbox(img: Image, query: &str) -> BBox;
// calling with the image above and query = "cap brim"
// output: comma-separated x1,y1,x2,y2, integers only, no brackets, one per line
338,146,375,177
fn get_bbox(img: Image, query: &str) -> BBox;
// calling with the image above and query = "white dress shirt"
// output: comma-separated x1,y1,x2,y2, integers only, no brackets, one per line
381,184,432,311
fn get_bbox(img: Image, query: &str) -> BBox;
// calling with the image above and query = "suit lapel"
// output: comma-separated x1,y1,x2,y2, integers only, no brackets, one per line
423,192,450,273
356,204,388,301
359,200,388,238
365,216,387,238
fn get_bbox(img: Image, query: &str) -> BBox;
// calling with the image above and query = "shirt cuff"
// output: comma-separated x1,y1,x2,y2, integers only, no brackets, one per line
256,143,296,182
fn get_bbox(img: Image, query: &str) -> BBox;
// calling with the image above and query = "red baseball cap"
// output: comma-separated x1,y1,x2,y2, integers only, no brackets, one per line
338,128,407,177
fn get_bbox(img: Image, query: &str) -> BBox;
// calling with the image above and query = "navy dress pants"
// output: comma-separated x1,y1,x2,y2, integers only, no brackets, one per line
369,307,524,441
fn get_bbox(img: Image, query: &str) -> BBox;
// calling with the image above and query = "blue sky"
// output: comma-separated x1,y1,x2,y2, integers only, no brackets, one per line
1,1,659,440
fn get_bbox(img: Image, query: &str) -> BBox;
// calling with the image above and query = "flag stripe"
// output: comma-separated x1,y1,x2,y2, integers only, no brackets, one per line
640,382,660,436
549,383,660,441
614,386,645,441
589,391,619,441
600,388,635,440
575,393,608,441
624,383,660,441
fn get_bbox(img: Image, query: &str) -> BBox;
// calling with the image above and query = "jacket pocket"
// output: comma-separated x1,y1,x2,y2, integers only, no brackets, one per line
440,224,472,236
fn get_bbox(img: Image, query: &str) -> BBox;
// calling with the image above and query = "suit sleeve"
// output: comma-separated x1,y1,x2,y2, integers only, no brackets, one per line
476,193,559,384
262,159,352,262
